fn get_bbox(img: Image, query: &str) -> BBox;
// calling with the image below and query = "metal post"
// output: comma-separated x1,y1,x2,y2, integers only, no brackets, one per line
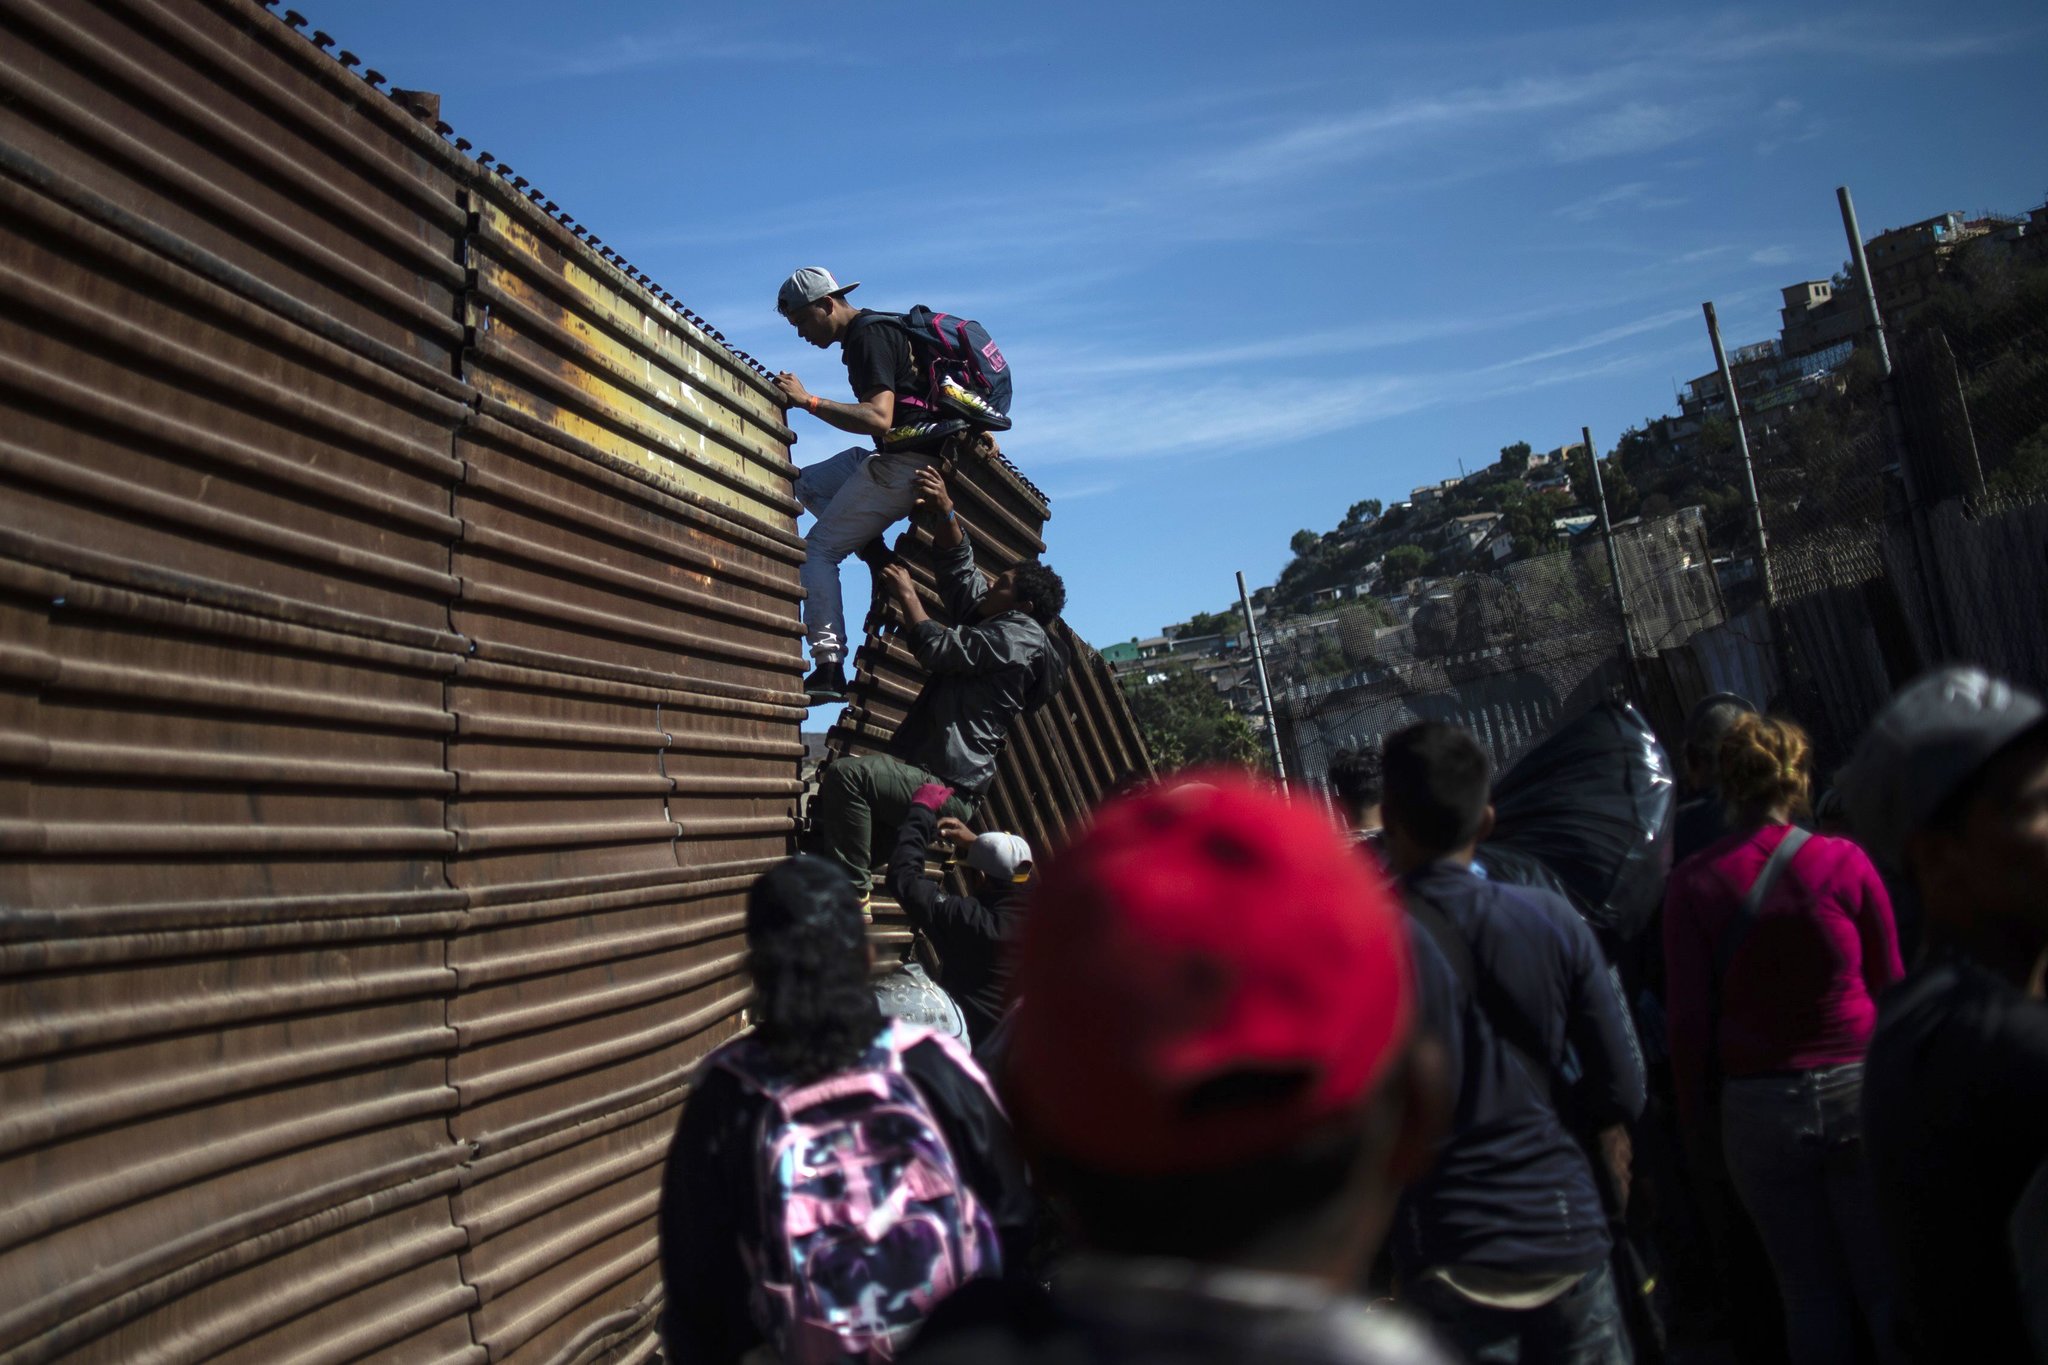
1703,301,1776,605
1839,183,1951,657
1838,186,1918,495
1583,425,1636,657
1236,571,1287,782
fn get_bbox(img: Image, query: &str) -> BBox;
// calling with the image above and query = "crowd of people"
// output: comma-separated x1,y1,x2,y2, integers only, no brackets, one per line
653,268,2046,1364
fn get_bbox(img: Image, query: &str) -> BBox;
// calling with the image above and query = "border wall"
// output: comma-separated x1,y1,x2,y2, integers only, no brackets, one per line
0,3,1147,1361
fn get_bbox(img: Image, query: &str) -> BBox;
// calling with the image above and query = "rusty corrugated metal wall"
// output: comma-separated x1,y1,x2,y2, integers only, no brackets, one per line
0,0,808,1360
0,1,1149,1361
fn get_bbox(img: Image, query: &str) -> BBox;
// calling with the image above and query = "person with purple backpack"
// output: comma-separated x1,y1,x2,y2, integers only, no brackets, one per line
658,855,1037,1364
773,267,1013,704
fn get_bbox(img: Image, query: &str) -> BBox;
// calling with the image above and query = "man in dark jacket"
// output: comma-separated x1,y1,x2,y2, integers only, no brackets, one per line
808,466,1065,899
888,783,1033,1044
1383,722,1646,1365
1843,667,2048,1363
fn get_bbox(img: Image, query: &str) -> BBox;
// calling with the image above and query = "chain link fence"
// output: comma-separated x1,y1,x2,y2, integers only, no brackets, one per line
1758,252,2048,770
1272,225,2046,790
1280,507,1726,785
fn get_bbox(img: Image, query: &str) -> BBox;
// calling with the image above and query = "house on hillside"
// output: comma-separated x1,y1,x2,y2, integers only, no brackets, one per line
1447,511,1502,554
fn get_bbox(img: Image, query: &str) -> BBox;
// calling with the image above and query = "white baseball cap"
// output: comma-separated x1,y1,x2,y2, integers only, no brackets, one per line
966,831,1033,882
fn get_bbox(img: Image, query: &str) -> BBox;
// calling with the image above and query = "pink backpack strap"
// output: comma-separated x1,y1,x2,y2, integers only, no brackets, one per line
886,1020,1006,1116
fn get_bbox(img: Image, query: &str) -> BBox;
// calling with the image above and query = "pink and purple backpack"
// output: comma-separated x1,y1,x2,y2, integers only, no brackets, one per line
712,1020,1003,1363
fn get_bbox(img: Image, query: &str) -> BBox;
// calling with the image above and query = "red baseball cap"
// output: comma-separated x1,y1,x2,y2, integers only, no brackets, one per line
1006,772,1416,1176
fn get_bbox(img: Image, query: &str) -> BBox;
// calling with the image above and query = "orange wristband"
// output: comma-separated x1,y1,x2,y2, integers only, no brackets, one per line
804,394,821,414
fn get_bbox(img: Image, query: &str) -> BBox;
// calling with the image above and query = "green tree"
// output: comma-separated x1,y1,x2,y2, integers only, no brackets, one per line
1498,440,1533,474
1499,490,1571,556
1181,608,1240,639
1988,424,2048,501
1120,666,1262,772
1382,543,1430,582
1345,498,1384,524
1568,445,1639,520
1338,598,1394,630
1290,528,1323,558
1301,637,1348,681
1614,425,1656,474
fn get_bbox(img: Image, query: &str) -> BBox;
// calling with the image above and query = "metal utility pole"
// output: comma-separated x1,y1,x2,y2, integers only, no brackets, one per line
1839,185,1916,499
1236,571,1287,782
1839,182,1952,656
1702,301,1776,605
1583,425,1637,657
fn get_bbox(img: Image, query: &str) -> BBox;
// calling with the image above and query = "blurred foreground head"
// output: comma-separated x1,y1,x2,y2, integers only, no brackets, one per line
1006,773,1442,1273
1842,666,2048,950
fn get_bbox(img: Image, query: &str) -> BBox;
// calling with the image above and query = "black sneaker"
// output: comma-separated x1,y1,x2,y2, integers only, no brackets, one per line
803,660,847,704
855,536,897,575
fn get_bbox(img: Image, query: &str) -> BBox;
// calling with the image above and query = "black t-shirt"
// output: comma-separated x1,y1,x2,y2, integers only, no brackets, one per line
1862,949,2048,1362
842,310,918,404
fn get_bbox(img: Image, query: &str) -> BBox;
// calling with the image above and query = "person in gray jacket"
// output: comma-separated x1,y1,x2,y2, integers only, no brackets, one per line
807,466,1066,900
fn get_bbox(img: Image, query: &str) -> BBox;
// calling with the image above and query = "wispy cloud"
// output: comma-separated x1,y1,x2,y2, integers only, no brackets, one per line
1029,293,1650,383
1474,307,1701,375
1035,478,1125,502
1198,75,1600,185
1023,320,1701,469
1554,181,1688,222
1547,101,1714,162
1749,245,1795,266
1675,17,2032,65
553,26,818,77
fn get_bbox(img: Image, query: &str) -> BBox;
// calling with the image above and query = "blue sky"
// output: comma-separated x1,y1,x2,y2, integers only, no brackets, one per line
342,2,2044,669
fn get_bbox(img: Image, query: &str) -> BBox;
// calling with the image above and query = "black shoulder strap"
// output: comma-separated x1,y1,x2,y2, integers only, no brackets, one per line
1711,826,1811,989
1405,883,1554,1095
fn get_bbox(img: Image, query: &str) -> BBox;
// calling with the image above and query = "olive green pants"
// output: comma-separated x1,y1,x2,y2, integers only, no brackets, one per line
806,753,975,897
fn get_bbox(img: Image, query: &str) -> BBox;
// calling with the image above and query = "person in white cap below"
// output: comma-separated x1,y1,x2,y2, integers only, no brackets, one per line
773,266,991,703
884,778,1035,1047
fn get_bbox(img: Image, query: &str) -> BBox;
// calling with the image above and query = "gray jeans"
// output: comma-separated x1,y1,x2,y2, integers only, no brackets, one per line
793,446,932,663
1721,1063,1898,1364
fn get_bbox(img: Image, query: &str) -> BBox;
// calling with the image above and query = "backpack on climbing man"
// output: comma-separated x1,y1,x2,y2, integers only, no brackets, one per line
711,1019,1002,1364
855,306,1012,435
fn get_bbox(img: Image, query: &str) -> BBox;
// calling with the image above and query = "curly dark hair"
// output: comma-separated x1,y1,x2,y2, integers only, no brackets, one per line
1326,744,1384,814
1010,560,1066,627
745,856,882,1083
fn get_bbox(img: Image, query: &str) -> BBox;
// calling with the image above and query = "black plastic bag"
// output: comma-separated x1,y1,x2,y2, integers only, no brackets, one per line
1477,700,1677,942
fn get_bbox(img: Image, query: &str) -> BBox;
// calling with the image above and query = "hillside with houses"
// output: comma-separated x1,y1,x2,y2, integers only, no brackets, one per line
1109,196,2048,767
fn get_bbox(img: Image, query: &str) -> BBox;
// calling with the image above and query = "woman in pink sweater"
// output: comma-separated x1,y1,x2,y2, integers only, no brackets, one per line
1664,713,1903,1365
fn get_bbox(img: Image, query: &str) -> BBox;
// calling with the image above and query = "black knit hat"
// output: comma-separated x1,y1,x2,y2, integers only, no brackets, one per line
747,856,865,951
